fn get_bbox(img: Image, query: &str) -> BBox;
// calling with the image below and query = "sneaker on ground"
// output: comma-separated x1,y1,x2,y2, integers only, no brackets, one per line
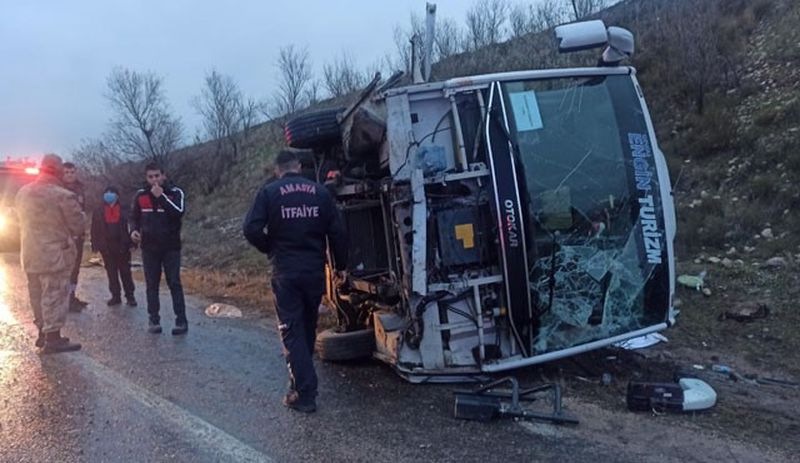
171,322,188,336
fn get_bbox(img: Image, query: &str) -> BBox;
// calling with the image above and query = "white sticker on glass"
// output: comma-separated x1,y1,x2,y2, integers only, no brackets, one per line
509,91,544,131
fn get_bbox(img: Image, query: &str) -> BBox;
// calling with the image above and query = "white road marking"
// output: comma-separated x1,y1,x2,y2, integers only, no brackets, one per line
69,354,273,463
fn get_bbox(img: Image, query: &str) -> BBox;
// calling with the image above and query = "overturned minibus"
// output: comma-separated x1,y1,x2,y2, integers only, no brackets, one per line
284,20,676,382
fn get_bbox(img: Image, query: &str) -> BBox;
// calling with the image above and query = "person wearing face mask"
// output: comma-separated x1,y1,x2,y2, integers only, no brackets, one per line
15,154,85,353
91,186,136,307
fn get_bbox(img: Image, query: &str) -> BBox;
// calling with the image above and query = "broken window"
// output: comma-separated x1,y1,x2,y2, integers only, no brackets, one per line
501,75,669,353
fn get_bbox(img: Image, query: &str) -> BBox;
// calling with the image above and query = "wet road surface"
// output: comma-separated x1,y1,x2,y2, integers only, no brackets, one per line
0,253,791,462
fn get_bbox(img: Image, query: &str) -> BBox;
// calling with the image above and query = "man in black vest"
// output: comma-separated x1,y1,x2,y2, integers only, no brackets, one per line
243,150,347,413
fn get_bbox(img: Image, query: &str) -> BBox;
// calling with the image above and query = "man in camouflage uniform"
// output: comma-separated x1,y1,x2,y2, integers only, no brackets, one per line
16,154,85,353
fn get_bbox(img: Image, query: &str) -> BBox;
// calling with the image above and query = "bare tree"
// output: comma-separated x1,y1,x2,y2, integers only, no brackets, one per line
323,52,368,98
193,70,249,160
535,0,568,30
390,13,425,73
465,0,509,50
569,0,607,21
194,71,238,144
105,67,183,168
435,17,465,59
511,0,568,37
509,3,533,38
657,0,725,114
192,70,264,191
272,45,313,116
71,138,119,178
71,137,143,194
304,79,322,106
240,97,259,139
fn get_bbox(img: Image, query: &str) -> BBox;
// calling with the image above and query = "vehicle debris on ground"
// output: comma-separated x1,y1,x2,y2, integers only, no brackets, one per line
453,376,578,425
627,377,717,413
718,303,769,322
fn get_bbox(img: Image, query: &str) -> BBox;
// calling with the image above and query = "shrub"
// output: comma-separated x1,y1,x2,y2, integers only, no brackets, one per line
784,140,800,173
754,98,800,127
748,174,779,200
751,0,773,21
732,199,770,238
677,196,728,251
684,96,739,158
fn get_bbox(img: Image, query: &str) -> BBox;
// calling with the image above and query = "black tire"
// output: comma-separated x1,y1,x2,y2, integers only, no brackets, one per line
315,328,375,362
284,108,343,149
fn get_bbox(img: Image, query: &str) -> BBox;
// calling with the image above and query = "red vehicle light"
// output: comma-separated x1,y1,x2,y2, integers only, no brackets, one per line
24,167,39,175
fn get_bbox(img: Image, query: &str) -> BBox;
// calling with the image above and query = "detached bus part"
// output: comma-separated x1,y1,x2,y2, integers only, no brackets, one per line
285,20,676,382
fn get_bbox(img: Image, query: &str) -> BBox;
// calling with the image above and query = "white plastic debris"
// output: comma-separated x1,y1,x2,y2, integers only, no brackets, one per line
677,270,707,291
680,378,717,411
614,332,668,350
204,303,243,319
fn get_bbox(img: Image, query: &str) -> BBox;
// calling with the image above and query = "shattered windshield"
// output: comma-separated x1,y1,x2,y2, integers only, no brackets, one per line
500,75,669,354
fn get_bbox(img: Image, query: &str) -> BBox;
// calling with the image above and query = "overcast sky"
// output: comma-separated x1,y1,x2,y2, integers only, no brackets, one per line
0,0,544,159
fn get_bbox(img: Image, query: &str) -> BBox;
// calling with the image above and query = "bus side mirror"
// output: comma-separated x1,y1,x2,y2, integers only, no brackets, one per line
554,20,635,66
555,20,608,52
601,27,635,65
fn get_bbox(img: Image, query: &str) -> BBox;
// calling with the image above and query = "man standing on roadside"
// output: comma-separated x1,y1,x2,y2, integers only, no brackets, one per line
243,150,348,413
62,162,89,311
130,163,187,335
16,154,85,353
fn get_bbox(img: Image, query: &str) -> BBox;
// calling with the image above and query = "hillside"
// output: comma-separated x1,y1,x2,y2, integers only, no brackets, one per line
179,0,799,270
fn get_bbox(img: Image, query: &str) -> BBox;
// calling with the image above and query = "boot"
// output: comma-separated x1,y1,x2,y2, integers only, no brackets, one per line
69,293,87,312
125,296,137,307
282,391,316,413
36,327,68,347
171,321,188,336
41,331,81,354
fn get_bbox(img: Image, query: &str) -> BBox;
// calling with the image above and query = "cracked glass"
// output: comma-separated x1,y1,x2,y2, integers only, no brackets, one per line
501,75,669,354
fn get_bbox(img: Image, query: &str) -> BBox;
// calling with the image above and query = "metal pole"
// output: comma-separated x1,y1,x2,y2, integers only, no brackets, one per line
423,3,437,82
449,95,469,171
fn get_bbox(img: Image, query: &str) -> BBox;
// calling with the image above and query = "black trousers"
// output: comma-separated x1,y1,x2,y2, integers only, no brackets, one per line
142,248,186,324
101,249,135,300
271,273,325,399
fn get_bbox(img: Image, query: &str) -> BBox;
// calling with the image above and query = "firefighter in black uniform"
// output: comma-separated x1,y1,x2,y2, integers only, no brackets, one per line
243,150,347,413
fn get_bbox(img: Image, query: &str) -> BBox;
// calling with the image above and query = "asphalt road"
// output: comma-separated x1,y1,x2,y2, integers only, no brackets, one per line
0,253,790,462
